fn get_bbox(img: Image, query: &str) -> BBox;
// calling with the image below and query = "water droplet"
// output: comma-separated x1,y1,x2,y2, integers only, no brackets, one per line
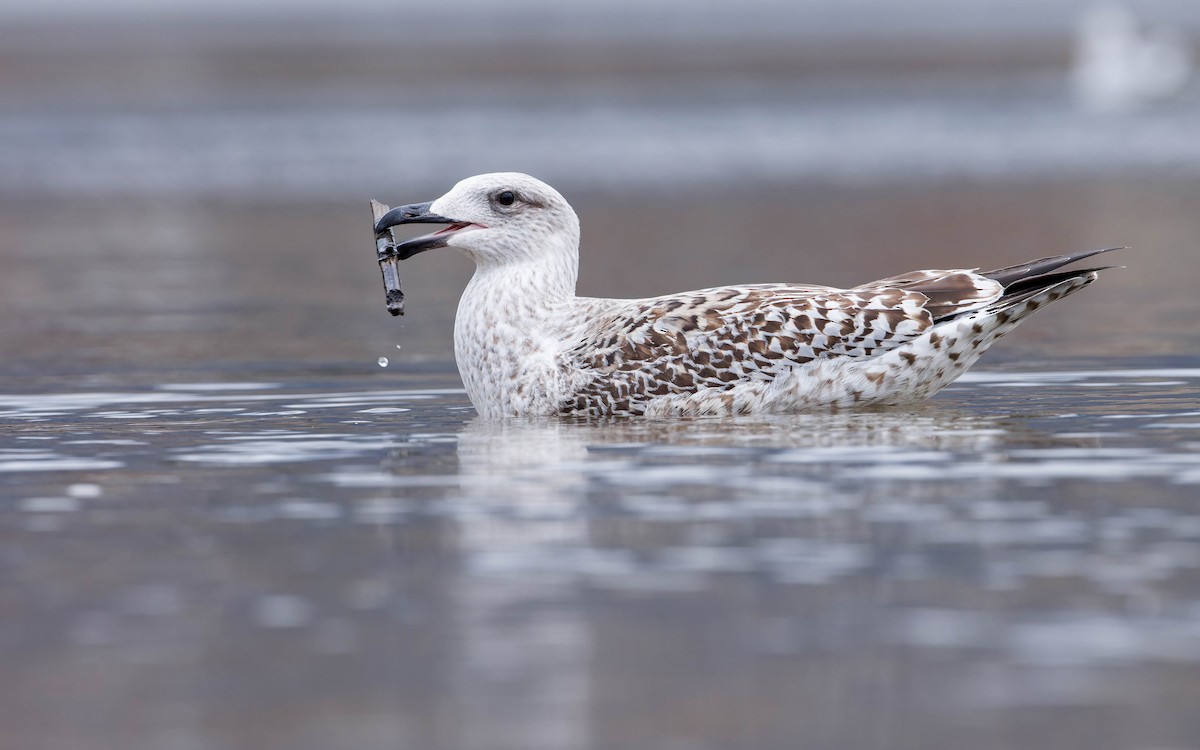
377,357,388,368
395,344,402,350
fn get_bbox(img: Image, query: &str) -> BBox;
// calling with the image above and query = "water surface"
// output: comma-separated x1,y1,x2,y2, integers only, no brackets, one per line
3,364,1200,750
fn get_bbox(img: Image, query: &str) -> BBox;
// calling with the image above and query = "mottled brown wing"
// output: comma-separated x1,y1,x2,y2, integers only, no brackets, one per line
562,274,1000,415
857,269,1003,321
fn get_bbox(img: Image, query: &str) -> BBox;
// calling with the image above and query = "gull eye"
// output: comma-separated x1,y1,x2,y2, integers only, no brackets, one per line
495,190,517,207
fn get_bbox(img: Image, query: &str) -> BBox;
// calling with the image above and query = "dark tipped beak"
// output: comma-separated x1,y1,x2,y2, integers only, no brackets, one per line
373,201,455,236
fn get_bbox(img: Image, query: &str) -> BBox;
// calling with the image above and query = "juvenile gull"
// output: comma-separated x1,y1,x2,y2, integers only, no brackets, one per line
374,173,1120,419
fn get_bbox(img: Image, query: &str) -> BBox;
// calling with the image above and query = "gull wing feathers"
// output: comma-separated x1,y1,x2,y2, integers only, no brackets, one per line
562,270,1003,415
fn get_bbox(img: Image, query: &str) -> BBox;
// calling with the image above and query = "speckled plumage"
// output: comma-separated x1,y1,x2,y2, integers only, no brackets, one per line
375,173,1119,419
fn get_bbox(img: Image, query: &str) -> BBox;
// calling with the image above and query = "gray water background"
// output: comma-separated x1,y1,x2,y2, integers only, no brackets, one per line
3,3,1200,749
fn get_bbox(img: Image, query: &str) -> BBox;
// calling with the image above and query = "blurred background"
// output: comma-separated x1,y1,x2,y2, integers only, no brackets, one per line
4,3,1200,750
3,0,1200,381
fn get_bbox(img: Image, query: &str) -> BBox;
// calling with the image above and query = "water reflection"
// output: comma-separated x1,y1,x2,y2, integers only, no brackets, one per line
2,369,1200,748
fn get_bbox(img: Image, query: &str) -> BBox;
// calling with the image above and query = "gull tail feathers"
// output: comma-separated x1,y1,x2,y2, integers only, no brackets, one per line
982,246,1125,289
988,249,1124,313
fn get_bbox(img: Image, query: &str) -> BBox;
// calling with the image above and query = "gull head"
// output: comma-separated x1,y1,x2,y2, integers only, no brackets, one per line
374,172,580,267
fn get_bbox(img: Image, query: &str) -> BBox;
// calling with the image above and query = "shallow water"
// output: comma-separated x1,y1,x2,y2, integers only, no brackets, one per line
3,364,1200,750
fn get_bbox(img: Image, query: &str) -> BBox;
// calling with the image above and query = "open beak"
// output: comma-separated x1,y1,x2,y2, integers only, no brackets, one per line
374,201,477,259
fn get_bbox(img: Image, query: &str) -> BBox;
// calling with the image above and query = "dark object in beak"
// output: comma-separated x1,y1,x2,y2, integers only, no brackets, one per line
371,199,420,316
374,201,460,259
377,254,405,316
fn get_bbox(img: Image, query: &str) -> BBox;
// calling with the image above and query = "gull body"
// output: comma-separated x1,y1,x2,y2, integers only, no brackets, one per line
375,173,1118,419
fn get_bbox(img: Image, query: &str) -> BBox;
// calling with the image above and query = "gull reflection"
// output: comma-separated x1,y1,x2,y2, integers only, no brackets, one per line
433,405,1009,748
439,418,597,750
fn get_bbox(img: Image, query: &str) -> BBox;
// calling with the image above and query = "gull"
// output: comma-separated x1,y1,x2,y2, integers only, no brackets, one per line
374,173,1120,419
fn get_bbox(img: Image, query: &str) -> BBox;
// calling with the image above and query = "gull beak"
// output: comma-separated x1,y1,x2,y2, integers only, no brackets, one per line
374,201,461,259
374,201,451,234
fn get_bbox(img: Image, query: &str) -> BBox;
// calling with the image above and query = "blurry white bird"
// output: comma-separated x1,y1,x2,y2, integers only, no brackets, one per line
1072,3,1192,112
375,173,1120,419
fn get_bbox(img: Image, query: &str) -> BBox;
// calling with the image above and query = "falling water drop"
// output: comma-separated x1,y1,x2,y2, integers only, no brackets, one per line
395,344,402,350
377,357,389,368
